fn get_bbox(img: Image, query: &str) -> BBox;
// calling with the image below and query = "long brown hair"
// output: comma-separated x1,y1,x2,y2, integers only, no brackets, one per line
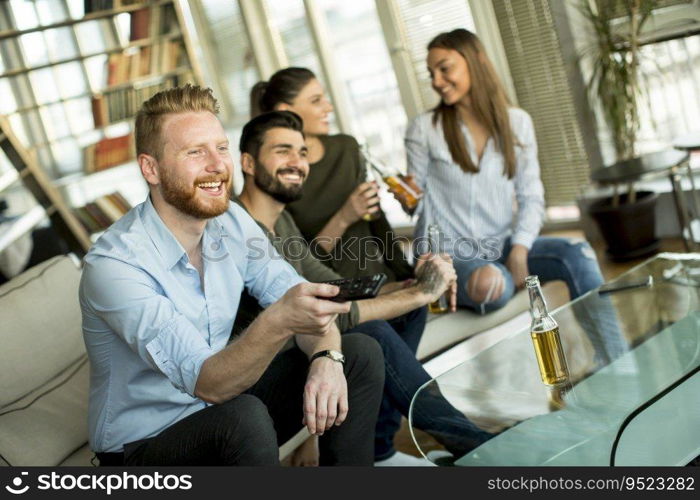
428,29,517,178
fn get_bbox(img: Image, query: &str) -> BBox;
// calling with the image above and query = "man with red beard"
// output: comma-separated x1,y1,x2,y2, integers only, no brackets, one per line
79,85,384,466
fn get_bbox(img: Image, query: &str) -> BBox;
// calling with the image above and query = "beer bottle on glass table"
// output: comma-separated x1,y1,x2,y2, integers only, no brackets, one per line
360,144,423,215
427,223,449,314
526,275,569,386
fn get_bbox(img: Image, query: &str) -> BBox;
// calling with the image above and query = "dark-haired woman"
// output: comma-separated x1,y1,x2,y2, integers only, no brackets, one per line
250,68,413,283
406,29,605,314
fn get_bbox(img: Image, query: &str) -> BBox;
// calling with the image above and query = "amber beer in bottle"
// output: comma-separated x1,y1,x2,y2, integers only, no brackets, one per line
427,223,449,314
360,144,423,215
526,275,569,386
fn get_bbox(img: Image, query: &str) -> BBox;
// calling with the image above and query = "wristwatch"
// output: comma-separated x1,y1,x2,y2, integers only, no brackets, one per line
309,350,345,365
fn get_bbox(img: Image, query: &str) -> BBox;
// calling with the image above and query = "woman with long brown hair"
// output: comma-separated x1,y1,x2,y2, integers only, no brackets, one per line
407,29,605,313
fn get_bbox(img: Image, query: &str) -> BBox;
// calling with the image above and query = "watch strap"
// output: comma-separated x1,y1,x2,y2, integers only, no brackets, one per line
309,349,345,365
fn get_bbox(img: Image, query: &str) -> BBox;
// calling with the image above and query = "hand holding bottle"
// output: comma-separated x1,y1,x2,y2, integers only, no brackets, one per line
339,181,380,225
388,174,422,215
414,253,457,312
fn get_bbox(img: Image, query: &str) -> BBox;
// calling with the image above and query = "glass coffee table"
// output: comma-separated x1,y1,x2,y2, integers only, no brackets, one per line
409,254,700,466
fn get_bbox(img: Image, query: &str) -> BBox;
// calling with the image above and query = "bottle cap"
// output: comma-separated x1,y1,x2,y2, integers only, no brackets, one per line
525,275,540,288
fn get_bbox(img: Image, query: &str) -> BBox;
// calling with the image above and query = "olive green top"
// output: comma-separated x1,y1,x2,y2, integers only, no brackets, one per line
231,198,360,336
285,134,413,282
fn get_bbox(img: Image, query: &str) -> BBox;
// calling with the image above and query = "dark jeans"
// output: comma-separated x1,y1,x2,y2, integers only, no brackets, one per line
97,333,384,466
347,307,492,460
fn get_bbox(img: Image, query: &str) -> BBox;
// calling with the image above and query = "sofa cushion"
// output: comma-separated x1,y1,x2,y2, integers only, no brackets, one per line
0,256,85,407
0,356,89,466
59,444,94,466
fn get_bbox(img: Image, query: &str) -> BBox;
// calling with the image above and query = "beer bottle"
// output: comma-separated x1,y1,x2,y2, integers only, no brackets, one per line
526,275,569,386
360,144,423,215
359,145,381,221
427,223,449,314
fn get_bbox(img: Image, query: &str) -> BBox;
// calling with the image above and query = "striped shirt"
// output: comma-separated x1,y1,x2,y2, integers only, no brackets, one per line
405,107,545,255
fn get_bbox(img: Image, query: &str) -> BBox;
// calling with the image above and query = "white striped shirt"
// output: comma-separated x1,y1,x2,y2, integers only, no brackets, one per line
405,107,545,253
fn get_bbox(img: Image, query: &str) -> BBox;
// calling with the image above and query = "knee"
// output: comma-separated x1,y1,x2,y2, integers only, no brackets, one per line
218,395,278,462
341,333,385,385
562,239,598,263
349,320,395,347
466,265,506,304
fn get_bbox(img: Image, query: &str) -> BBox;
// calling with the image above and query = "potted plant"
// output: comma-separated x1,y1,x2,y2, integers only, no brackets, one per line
581,0,661,260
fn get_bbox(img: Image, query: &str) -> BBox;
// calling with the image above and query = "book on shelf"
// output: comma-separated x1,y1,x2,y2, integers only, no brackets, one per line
83,134,134,174
104,39,184,87
129,7,151,40
91,70,194,127
106,45,157,86
74,192,132,233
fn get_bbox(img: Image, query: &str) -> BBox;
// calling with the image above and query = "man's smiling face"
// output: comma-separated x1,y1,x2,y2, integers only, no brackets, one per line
157,111,233,219
252,126,309,204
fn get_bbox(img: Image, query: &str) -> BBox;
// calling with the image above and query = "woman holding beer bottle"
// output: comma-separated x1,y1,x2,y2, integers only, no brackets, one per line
250,67,415,284
406,29,606,314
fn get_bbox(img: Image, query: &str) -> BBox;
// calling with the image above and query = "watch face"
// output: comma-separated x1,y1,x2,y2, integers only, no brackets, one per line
329,350,345,363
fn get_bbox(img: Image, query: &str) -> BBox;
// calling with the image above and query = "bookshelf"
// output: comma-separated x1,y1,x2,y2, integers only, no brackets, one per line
0,0,202,258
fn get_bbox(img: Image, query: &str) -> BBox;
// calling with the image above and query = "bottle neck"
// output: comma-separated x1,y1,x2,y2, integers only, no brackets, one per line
362,150,394,178
427,224,442,253
527,282,549,319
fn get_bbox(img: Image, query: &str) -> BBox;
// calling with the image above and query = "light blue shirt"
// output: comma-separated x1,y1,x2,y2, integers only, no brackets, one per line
406,108,545,252
79,197,305,452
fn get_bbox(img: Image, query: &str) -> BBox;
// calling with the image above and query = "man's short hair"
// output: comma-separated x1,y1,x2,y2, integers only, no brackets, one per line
135,84,220,160
239,111,304,160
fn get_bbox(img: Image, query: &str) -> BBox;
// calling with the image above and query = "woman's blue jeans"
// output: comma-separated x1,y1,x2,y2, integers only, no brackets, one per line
454,236,627,367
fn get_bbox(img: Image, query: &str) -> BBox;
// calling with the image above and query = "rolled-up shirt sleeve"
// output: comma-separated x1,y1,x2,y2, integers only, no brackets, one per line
80,258,215,396
511,112,545,249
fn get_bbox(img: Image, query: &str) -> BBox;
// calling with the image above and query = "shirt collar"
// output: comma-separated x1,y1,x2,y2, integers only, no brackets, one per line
140,196,227,270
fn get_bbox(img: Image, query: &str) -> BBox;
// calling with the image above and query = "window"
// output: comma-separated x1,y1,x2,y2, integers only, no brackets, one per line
637,36,700,153
198,0,260,122
492,0,591,208
198,0,261,193
266,0,322,77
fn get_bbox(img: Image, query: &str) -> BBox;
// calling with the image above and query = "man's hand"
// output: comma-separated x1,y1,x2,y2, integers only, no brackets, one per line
506,244,529,289
303,357,348,435
264,283,351,338
338,182,380,225
415,253,458,312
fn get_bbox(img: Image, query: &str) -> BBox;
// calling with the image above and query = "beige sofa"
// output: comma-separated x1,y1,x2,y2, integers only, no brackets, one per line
0,255,566,465
0,255,91,466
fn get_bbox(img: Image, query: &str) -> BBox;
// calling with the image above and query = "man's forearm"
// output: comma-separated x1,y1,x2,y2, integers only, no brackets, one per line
194,312,288,404
377,281,407,295
356,286,428,323
295,323,342,358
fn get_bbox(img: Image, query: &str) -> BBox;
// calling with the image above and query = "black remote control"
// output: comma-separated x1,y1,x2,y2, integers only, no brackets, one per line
322,273,388,302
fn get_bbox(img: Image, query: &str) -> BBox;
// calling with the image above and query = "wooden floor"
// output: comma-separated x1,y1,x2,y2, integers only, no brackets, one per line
394,233,688,458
